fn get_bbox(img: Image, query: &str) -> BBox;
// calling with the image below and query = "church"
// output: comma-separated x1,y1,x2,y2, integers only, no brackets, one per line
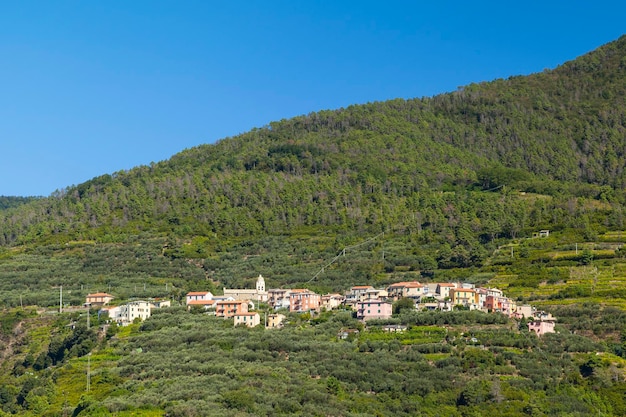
223,274,268,302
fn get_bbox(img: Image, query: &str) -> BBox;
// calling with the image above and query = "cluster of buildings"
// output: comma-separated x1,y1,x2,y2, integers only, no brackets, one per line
88,274,555,336
184,275,298,328
183,275,555,335
85,292,170,326
341,281,555,335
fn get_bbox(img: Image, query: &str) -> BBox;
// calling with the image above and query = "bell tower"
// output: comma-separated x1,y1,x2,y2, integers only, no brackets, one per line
256,274,266,293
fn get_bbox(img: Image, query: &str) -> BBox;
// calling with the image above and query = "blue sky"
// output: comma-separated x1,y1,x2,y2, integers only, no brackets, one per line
1,1,624,196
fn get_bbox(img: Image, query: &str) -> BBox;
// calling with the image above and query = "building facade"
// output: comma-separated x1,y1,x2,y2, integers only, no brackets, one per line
234,312,260,328
356,300,393,321
216,300,249,318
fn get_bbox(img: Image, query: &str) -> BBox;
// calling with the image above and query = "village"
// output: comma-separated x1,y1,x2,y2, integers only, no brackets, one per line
85,273,556,336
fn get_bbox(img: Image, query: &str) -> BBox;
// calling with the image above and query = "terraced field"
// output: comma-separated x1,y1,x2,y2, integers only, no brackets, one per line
487,232,626,310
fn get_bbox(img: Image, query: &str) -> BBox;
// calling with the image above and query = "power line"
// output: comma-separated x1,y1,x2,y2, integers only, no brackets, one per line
305,231,385,284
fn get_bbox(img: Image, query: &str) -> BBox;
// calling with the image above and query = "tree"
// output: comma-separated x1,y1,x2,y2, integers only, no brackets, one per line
581,249,594,265
393,298,415,315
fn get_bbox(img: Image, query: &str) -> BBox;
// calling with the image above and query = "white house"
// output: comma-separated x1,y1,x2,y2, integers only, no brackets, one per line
101,300,151,326
186,291,213,305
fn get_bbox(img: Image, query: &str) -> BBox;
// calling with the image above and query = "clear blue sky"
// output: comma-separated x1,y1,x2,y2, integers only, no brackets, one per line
1,1,624,196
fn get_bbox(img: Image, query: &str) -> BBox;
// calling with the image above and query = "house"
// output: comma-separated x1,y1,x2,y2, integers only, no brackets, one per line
435,283,457,300
268,289,292,310
223,274,268,302
513,304,534,319
266,313,286,328
356,300,393,321
337,329,359,340
216,300,249,318
382,324,408,333
486,288,504,298
289,289,321,312
86,292,114,306
186,299,216,311
150,299,171,309
101,300,151,326
500,298,515,316
475,288,488,308
186,291,213,305
484,295,503,312
528,313,556,336
123,300,151,323
387,281,424,300
347,285,374,302
417,301,452,312
450,288,478,307
321,293,344,310
364,288,388,301
423,283,438,296
533,229,550,238
234,312,260,328
99,306,122,322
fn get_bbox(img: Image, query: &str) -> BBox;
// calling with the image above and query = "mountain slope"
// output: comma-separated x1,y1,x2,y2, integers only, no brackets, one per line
0,36,624,293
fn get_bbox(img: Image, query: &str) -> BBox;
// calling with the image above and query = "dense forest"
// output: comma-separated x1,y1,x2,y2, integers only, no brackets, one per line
0,36,625,415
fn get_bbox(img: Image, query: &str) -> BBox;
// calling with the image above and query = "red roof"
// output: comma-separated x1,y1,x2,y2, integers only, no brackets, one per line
86,293,114,298
217,300,247,305
187,300,215,305
388,281,421,288
186,291,210,296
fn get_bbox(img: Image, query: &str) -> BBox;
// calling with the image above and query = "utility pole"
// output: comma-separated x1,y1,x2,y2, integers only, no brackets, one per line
86,353,91,392
60,285,63,313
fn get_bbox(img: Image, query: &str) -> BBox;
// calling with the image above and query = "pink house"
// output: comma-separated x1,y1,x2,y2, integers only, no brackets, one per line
528,319,555,336
528,313,556,336
356,300,393,321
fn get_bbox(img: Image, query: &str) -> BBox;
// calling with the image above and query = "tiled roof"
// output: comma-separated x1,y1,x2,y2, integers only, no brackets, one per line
186,291,210,296
187,300,215,305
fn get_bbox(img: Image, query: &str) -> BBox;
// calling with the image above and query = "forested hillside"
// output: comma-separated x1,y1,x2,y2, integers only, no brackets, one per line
0,38,626,250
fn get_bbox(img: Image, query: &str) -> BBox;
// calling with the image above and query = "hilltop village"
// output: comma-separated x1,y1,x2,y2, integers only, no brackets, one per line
89,274,556,336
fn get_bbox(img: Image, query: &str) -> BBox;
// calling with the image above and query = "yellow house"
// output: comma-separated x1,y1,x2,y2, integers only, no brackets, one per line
450,288,478,306
234,312,260,328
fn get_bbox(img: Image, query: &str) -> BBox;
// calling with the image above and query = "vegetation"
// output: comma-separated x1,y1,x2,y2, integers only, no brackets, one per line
0,36,626,415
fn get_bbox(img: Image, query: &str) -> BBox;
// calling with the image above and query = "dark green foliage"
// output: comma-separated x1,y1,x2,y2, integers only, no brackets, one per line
0,196,40,211
33,324,97,369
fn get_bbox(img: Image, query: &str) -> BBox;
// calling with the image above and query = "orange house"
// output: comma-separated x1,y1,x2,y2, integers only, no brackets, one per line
216,300,249,318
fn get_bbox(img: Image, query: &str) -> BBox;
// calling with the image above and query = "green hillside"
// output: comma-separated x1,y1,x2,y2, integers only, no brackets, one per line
0,36,625,416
